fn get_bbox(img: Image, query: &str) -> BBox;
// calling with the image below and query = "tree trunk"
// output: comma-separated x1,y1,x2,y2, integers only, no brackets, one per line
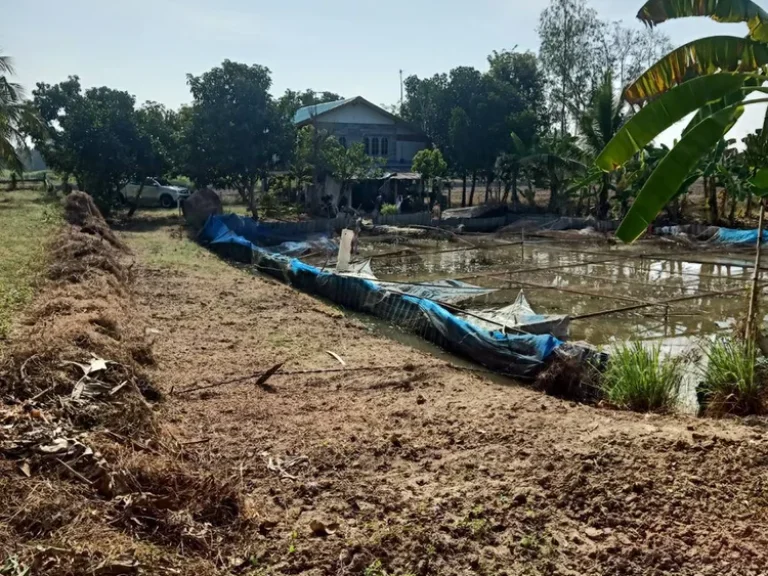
547,177,559,213
511,179,519,208
728,193,738,224
502,182,511,204
461,173,467,207
126,181,146,218
707,178,719,224
719,187,728,220
746,200,766,340
248,181,258,219
747,191,754,219
484,176,492,204
597,174,610,220
468,171,477,206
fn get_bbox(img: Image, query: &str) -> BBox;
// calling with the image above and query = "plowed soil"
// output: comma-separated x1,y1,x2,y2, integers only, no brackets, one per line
120,215,768,576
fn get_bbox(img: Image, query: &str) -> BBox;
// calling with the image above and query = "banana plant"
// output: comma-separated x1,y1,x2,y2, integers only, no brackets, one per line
596,0,768,242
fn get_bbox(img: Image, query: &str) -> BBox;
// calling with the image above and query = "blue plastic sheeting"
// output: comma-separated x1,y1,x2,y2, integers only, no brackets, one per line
407,296,562,376
200,213,563,378
200,214,337,256
713,227,768,245
201,214,338,249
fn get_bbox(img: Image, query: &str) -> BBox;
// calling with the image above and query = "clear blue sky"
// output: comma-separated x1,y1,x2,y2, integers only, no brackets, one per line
2,0,764,145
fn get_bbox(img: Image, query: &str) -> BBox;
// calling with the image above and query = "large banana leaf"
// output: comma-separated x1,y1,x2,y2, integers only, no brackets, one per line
751,168,768,195
617,106,744,242
682,76,762,133
624,36,768,103
638,0,768,42
598,73,748,170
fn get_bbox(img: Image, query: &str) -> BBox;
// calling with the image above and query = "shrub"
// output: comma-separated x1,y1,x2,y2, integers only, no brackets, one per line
600,342,684,412
699,337,768,417
380,203,398,216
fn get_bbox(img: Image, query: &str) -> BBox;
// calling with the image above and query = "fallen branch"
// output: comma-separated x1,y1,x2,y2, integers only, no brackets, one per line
173,364,430,396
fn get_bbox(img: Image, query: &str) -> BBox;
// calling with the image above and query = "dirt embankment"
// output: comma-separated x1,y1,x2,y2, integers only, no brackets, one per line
4,201,768,576
0,194,246,575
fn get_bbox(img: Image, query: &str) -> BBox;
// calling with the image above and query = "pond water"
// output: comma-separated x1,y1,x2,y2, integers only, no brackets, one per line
328,237,764,412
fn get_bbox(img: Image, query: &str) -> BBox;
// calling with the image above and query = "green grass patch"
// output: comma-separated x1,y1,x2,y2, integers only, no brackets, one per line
0,190,62,341
600,342,684,413
120,211,224,274
700,337,768,417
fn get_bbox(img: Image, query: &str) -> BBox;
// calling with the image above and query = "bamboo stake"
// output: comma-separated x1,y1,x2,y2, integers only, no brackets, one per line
746,200,766,339
570,283,768,321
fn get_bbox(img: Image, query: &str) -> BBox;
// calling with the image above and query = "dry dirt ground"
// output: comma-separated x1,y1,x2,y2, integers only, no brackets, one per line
3,204,768,576
119,213,768,576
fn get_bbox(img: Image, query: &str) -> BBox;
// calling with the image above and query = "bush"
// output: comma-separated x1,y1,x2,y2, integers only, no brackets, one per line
600,342,684,412
380,203,398,216
699,337,768,417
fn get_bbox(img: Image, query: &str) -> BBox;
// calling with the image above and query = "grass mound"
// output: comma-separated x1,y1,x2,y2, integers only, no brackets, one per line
63,191,126,250
699,337,768,417
600,342,684,413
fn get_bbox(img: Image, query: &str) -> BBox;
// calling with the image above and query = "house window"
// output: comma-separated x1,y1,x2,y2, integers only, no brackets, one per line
371,137,379,156
339,136,347,148
381,137,389,156
363,137,370,155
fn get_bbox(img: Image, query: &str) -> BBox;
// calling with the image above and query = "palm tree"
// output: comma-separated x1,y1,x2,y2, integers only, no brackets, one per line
0,54,33,174
596,0,768,242
576,72,624,219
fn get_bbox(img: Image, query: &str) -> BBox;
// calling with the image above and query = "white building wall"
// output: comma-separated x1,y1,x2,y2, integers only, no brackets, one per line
321,103,395,125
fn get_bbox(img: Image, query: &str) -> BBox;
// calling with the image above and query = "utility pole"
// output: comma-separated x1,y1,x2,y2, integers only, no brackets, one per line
399,69,404,113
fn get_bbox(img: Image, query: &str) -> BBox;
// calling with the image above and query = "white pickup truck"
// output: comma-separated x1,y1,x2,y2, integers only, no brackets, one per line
120,177,190,208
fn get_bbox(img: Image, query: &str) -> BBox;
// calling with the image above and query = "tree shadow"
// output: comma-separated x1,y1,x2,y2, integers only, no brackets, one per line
112,212,185,233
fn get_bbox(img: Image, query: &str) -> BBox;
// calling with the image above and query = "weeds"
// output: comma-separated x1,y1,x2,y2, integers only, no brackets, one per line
0,191,62,340
600,342,684,412
699,337,768,416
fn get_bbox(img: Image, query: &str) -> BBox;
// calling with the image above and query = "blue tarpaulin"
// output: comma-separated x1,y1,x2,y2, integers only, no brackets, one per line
713,227,768,245
199,214,563,378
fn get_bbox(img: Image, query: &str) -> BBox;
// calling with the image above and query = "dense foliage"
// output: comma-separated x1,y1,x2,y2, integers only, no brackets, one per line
6,0,767,225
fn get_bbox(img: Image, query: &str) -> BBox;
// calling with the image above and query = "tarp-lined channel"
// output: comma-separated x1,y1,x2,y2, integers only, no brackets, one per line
199,214,594,380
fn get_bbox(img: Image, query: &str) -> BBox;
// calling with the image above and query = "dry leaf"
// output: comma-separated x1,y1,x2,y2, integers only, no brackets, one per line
19,461,31,477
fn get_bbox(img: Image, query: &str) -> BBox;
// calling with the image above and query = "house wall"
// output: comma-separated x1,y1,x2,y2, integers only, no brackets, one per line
320,102,395,125
316,121,427,170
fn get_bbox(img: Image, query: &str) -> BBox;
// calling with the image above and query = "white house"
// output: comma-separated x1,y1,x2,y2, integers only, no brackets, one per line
293,96,429,171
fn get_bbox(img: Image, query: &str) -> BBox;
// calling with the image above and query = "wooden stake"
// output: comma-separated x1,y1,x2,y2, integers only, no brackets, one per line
746,200,766,339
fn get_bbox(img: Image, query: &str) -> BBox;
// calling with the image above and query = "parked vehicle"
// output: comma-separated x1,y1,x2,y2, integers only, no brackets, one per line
120,178,190,208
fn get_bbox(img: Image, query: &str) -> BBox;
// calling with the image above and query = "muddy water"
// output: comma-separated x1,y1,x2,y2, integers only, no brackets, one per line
365,239,757,350
342,238,762,412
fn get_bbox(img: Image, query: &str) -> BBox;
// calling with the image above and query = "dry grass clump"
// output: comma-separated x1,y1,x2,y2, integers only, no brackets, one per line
62,191,126,250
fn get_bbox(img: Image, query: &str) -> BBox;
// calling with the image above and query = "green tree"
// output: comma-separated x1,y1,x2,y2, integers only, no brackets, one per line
126,102,180,217
323,140,383,201
278,89,343,117
288,126,316,195
596,0,768,242
575,71,624,219
538,0,604,133
0,54,37,174
30,77,143,214
185,60,294,217
743,112,768,217
412,147,448,200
